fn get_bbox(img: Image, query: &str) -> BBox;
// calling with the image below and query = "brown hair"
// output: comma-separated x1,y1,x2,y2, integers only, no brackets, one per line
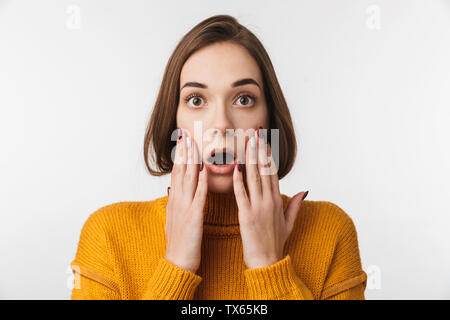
143,14,298,179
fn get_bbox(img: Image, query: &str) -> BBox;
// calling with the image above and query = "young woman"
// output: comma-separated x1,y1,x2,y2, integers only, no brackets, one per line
70,15,367,300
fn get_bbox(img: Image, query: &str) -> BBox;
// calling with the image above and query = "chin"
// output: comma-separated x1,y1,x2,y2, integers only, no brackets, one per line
207,175,234,193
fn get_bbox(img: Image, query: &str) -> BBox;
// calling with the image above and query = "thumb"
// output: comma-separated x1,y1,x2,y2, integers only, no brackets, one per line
284,191,309,235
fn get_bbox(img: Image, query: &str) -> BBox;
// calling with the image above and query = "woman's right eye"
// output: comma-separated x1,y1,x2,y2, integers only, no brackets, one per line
184,94,205,108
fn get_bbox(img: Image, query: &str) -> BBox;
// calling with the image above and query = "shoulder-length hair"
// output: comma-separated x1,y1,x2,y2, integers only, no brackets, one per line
144,14,298,179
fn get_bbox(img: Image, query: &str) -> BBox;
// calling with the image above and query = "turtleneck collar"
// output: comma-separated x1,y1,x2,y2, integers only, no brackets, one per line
203,190,239,226
158,191,290,237
201,190,241,236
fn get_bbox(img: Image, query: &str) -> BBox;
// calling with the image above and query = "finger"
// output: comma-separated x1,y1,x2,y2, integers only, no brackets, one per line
165,186,171,236
183,132,200,198
245,130,262,204
191,159,208,222
171,128,186,193
284,191,308,235
257,127,272,197
233,159,250,212
266,143,280,196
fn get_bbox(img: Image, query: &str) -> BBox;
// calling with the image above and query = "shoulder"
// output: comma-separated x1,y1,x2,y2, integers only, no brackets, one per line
77,196,168,243
280,194,362,262
72,196,167,268
82,202,132,228
280,194,358,238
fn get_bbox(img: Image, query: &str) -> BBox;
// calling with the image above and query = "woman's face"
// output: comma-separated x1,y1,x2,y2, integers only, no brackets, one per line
176,41,269,193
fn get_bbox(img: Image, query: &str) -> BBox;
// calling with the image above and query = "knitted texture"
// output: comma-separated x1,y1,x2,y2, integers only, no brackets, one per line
70,191,367,300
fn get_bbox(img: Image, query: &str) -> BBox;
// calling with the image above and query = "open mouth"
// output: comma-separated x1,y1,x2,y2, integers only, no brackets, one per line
207,149,236,165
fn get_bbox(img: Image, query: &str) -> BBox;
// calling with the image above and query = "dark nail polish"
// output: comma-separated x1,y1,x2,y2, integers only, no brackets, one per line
178,128,182,140
258,126,264,138
301,191,309,201
238,163,244,172
200,162,204,171
167,186,171,195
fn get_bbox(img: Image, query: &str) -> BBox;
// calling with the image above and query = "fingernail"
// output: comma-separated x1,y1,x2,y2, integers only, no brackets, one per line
200,162,204,171
167,186,171,195
178,128,182,140
250,136,256,148
186,136,191,149
238,163,244,172
301,191,309,201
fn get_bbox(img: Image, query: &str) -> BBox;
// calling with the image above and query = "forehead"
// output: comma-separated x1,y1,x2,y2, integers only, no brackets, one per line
180,42,263,89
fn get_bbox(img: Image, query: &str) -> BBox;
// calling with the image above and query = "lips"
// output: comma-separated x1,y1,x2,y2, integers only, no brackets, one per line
205,147,237,175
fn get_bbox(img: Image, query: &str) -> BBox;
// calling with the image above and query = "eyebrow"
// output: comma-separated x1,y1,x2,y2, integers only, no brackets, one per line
180,78,261,91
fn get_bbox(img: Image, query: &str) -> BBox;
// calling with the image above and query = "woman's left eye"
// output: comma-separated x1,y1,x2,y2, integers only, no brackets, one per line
235,94,256,107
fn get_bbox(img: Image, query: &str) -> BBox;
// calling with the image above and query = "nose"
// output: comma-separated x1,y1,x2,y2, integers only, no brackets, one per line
208,100,234,138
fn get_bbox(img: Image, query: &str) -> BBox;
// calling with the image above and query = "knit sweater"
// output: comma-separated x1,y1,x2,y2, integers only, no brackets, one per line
70,191,367,300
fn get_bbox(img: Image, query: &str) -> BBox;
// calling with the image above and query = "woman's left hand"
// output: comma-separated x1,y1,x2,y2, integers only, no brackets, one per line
233,127,308,269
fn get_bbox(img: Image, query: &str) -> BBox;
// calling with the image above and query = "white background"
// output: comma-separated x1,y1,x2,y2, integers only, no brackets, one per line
1,0,449,299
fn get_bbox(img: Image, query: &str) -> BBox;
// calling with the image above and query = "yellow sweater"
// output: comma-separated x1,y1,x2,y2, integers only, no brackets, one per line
70,191,367,300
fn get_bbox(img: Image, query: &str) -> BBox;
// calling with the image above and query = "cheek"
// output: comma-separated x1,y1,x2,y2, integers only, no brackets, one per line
175,112,198,135
175,107,187,127
240,104,268,128
256,103,269,127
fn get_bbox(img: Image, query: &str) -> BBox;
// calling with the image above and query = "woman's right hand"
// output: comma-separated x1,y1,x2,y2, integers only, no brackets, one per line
165,128,208,274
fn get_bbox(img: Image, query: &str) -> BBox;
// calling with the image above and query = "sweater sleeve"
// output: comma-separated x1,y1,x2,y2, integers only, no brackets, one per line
324,282,366,300
244,255,314,300
319,213,367,300
71,273,121,300
140,257,203,300
70,207,121,300
244,203,367,300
